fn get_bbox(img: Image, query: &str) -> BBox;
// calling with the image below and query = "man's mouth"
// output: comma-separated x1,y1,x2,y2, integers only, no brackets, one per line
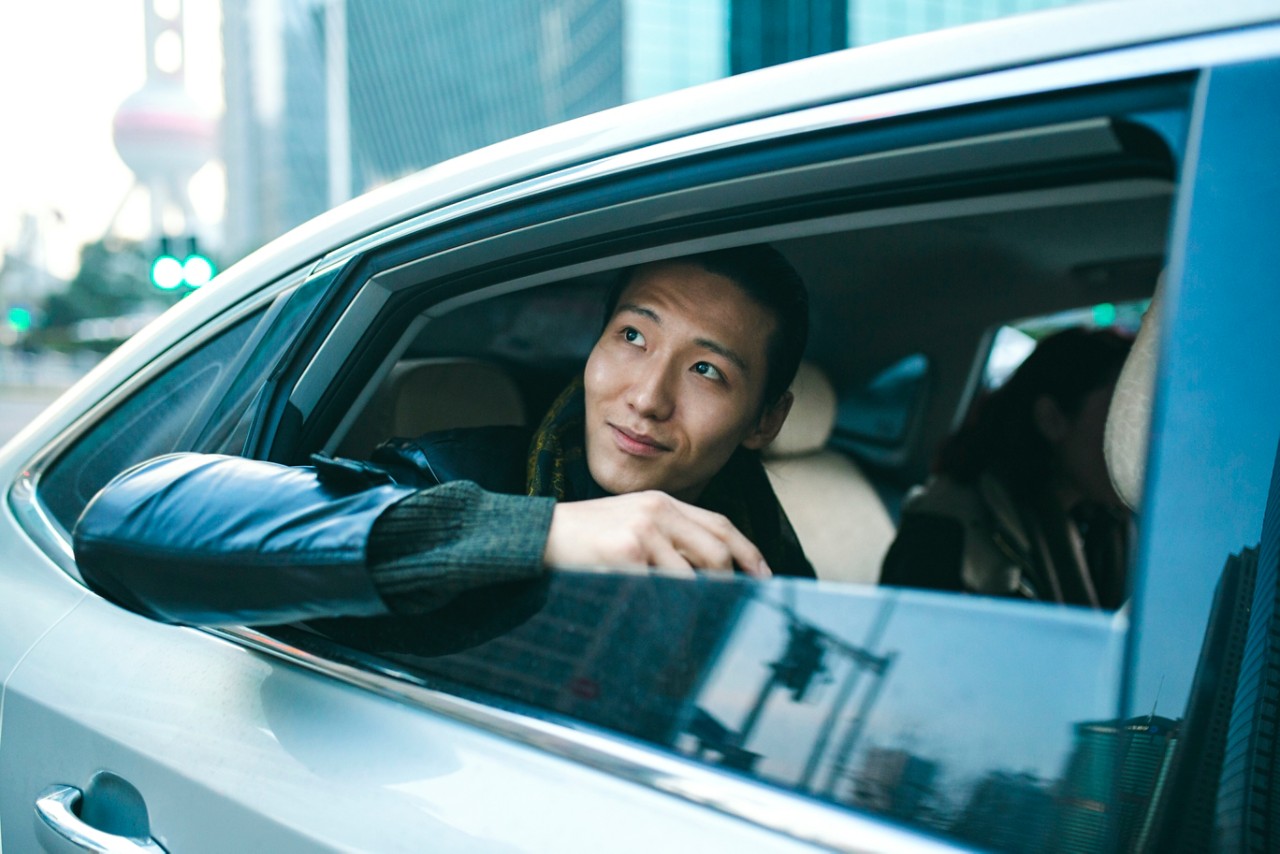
609,424,671,457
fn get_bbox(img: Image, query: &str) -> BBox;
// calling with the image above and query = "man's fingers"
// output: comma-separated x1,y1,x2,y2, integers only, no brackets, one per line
543,494,773,578
644,537,697,576
659,501,771,578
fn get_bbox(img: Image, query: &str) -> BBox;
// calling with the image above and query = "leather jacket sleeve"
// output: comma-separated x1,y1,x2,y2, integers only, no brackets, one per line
73,453,416,626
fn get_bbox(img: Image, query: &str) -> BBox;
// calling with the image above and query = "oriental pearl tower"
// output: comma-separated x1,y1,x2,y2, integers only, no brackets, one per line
110,0,217,286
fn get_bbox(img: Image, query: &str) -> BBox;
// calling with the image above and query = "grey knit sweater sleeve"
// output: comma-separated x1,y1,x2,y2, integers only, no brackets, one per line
366,480,556,614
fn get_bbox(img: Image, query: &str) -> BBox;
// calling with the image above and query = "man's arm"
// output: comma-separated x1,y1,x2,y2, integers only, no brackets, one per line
74,454,770,628
73,453,554,626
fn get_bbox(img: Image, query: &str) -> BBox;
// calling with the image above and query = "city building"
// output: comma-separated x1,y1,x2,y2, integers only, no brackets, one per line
218,0,1089,261
1136,546,1259,852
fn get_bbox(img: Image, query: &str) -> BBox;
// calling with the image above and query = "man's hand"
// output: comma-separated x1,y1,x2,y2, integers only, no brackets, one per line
542,491,772,578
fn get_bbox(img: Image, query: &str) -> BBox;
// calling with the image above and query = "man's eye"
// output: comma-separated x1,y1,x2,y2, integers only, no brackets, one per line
693,361,723,381
622,327,645,346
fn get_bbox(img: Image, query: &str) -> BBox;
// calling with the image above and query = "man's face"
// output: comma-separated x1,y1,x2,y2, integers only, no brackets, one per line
583,261,788,502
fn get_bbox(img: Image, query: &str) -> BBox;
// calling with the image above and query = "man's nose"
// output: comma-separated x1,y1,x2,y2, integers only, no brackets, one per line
628,362,677,421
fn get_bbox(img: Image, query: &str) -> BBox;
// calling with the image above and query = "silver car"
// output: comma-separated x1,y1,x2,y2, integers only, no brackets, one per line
4,1,1280,850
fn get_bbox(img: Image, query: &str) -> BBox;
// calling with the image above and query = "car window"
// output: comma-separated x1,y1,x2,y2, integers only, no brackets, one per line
836,353,930,450
37,308,267,533
982,297,1151,390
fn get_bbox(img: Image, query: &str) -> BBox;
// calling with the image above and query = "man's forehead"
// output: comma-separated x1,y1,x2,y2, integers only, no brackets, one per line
614,263,774,368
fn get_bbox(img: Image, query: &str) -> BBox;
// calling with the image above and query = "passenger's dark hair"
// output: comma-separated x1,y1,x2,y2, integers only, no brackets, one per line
603,245,809,408
935,327,1132,489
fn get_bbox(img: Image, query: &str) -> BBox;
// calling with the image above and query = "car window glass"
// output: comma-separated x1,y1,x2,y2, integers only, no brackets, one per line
37,309,266,533
836,353,929,446
286,573,1125,852
983,298,1151,391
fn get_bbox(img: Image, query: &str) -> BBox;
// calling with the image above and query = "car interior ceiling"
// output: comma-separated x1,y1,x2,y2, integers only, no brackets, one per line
330,158,1172,584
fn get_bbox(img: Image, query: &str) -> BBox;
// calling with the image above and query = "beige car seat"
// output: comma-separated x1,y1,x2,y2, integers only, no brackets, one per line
764,362,896,584
341,357,526,458
1105,279,1163,510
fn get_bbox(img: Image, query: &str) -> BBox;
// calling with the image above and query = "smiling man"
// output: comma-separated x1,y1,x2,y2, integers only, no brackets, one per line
74,245,814,626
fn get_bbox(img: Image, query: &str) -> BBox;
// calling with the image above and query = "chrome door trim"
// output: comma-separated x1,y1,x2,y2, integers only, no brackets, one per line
35,785,167,853
212,625,974,854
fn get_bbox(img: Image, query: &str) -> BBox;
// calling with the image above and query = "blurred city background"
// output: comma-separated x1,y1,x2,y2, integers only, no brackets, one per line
0,0,1096,444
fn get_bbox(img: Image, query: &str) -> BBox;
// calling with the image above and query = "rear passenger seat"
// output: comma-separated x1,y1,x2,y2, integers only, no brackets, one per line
339,357,526,459
764,362,896,584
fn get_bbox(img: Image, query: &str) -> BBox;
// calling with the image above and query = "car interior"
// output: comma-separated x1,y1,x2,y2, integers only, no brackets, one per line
315,115,1174,590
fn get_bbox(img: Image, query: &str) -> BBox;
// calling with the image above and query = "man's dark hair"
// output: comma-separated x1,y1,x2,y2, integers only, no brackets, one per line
603,245,810,408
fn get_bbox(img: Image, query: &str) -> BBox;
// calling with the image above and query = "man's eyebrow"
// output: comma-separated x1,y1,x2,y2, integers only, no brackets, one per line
617,303,659,323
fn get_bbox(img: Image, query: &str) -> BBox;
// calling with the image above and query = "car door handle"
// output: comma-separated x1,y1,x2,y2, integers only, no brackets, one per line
34,785,167,853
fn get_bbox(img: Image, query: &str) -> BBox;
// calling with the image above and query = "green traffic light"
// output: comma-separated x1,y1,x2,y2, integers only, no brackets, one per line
151,255,184,290
151,239,217,289
182,254,215,287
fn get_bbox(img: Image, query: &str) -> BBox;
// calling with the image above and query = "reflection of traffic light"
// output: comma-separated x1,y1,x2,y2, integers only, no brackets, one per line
150,236,215,290
6,306,32,333
772,624,827,701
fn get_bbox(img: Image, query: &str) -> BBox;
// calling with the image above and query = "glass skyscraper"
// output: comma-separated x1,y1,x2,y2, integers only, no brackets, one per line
219,0,1094,260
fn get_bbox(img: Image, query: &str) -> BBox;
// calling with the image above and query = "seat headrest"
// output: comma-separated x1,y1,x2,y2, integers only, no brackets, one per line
343,358,525,457
1104,280,1162,510
765,361,837,459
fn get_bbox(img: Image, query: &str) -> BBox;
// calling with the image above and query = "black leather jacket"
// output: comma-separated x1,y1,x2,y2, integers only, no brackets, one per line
73,426,536,625
74,453,417,625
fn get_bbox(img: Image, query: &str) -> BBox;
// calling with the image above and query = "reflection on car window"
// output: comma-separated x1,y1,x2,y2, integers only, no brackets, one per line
274,575,1126,851
38,309,265,532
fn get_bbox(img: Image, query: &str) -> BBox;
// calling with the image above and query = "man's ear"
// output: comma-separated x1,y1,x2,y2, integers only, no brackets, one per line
1033,394,1069,444
742,391,794,451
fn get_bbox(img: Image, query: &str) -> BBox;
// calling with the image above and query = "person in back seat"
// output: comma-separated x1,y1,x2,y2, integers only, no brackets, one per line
880,328,1132,608
73,245,815,627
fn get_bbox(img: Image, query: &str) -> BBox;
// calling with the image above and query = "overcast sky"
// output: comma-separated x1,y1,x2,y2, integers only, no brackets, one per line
0,0,222,280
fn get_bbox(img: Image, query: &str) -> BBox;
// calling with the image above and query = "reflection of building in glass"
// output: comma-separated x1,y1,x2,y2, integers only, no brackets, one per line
1137,547,1258,852
1215,442,1280,852
848,746,938,823
951,770,1053,854
417,576,752,745
1049,715,1179,853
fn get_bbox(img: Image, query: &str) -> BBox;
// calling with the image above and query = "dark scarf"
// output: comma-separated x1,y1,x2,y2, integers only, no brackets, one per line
527,378,814,578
